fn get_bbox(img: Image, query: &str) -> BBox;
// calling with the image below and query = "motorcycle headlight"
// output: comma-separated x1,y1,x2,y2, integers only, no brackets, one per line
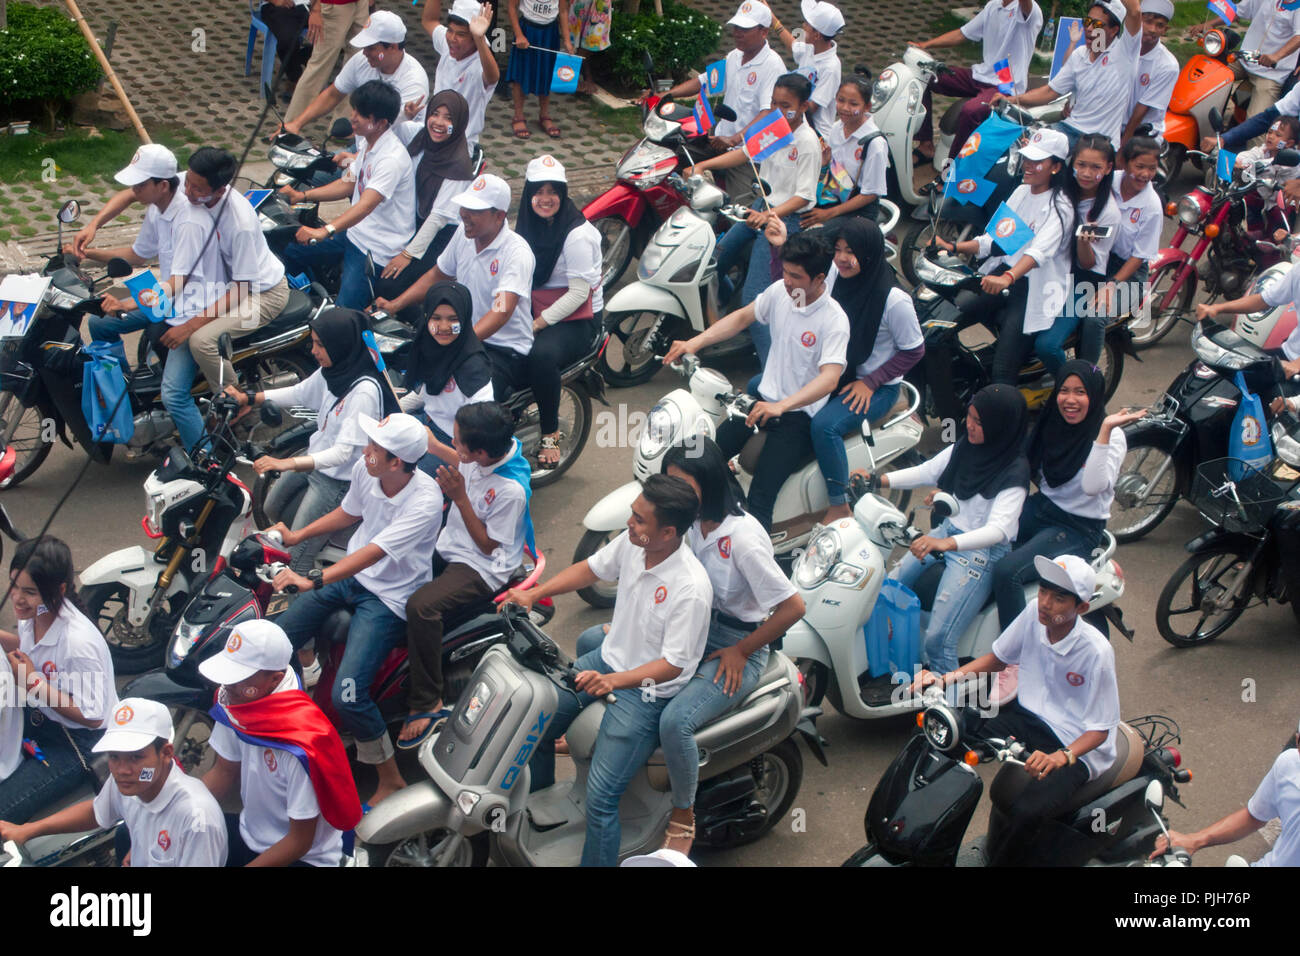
794,527,841,589
642,110,681,142
922,703,963,754
1191,324,1253,370
638,400,681,460
169,620,208,667
871,69,897,114
905,80,924,114
269,145,314,170
637,243,667,279
144,489,166,533
1175,194,1203,227
1272,421,1300,467
914,256,968,287
369,331,409,355
46,286,81,311
1203,29,1224,57
616,141,678,190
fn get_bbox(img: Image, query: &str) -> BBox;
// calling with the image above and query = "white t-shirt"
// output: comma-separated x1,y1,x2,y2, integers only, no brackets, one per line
1274,81,1300,118
333,50,431,125
339,458,444,619
827,118,889,199
391,119,471,248
400,377,495,438
436,224,536,356
519,0,560,23
132,177,188,281
209,673,343,867
792,41,842,140
1049,22,1143,146
1262,264,1300,360
435,439,529,591
207,189,287,293
344,129,416,266
168,200,232,325
1246,748,1300,866
1039,432,1127,520
885,444,1028,550
18,603,117,731
760,121,822,212
976,183,1075,333
263,370,384,481
1239,0,1300,82
962,0,1044,94
92,764,227,867
753,282,851,417
991,605,1120,780
0,666,21,780
429,25,497,148
1074,194,1120,275
1238,144,1300,199
537,220,605,314
714,44,787,140
585,531,712,698
1110,180,1163,263
1128,41,1179,134
688,511,797,624
832,284,925,384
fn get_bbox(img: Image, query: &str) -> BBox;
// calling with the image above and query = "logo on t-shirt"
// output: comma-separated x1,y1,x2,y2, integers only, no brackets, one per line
807,69,819,86
654,585,667,604
717,536,732,558
1140,72,1150,86
263,748,278,772
800,330,817,347
747,71,757,85
1101,55,1109,66
41,660,57,678
225,633,242,654
959,132,982,158
958,178,978,194
114,704,135,725
157,830,171,851
1129,208,1141,223
855,145,864,162
484,487,497,506
489,258,499,276
995,217,1017,238
787,147,798,161
444,376,457,394
1066,671,1085,687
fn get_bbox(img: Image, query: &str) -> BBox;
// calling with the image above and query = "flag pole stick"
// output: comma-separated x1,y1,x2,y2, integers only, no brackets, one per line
745,150,772,213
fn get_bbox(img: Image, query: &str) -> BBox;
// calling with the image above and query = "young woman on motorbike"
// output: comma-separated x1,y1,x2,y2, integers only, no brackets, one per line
801,72,889,227
1108,135,1163,329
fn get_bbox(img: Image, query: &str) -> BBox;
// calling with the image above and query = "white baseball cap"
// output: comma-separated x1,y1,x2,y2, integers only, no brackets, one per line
358,412,430,464
114,144,179,186
801,0,844,38
452,173,512,211
620,848,697,867
1140,0,1174,19
449,0,481,22
198,619,294,686
1098,0,1128,25
93,698,175,753
1019,128,1071,162
525,154,567,184
351,10,407,47
728,1,772,29
1034,554,1096,604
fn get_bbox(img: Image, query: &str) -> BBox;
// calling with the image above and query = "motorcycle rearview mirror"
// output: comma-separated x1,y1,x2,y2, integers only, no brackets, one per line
218,332,233,363
752,178,772,197
1208,107,1224,134
57,200,81,224
260,400,283,428
1144,779,1165,813
328,117,354,141
642,51,655,75
1274,148,1300,168
714,104,737,123
105,257,133,279
931,491,959,521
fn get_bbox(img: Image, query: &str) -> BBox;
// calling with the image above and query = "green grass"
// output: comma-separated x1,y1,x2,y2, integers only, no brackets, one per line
0,125,196,188
588,99,646,142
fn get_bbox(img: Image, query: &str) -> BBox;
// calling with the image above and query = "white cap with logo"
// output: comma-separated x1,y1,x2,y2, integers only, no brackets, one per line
728,1,773,29
452,173,512,211
351,10,407,47
525,154,567,184
1034,554,1096,604
1099,0,1129,25
198,619,294,686
1140,0,1174,19
1019,128,1071,162
358,412,431,464
114,144,179,186
449,0,481,22
801,0,845,38
94,697,175,753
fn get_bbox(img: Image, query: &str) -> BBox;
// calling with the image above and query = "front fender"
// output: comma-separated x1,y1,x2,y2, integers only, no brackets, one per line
1122,414,1187,453
1163,112,1197,149
582,183,647,230
603,282,688,322
1185,527,1257,554
581,479,643,532
779,620,832,669
79,546,187,628
355,780,452,847
1150,247,1192,275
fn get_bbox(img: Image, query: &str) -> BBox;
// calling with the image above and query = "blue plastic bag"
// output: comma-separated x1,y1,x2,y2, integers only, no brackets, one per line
1228,370,1272,478
81,341,134,444
864,579,921,679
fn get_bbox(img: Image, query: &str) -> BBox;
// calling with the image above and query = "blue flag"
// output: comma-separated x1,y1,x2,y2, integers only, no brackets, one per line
550,52,582,94
951,113,1024,188
693,90,715,135
702,59,726,96
360,328,386,372
945,173,998,206
1217,148,1238,183
988,201,1035,256
495,438,536,553
123,270,173,322
1050,18,1086,79
1207,0,1237,24
243,188,273,210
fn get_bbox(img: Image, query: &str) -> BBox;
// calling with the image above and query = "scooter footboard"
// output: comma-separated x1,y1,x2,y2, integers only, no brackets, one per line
355,780,453,847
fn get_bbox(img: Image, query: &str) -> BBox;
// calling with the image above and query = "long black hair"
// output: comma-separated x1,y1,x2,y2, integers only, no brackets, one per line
662,440,745,524
10,536,85,617
1065,133,1116,225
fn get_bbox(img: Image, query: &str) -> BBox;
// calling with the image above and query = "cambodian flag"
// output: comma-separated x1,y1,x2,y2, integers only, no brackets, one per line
743,110,794,162
693,90,715,135
1207,0,1236,24
994,58,1014,95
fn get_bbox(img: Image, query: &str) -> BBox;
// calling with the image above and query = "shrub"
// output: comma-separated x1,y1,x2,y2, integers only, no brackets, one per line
604,0,722,89
0,3,103,127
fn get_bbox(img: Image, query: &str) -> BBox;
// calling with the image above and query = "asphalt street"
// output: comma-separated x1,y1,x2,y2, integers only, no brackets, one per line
4,199,1297,869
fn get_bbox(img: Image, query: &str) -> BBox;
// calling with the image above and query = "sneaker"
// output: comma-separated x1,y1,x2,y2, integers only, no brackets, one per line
302,657,322,690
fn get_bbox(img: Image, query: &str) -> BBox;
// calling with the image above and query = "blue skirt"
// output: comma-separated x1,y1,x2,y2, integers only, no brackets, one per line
506,19,560,96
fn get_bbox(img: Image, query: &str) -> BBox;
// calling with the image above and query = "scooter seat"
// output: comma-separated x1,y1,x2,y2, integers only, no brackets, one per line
737,390,908,475
988,721,1145,816
235,288,313,344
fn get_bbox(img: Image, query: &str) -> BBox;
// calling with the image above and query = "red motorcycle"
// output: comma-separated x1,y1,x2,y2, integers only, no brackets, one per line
583,54,737,295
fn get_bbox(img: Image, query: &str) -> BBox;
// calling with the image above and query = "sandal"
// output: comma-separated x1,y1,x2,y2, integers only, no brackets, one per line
512,117,531,139
661,819,696,852
538,433,563,469
539,115,562,139
396,708,451,750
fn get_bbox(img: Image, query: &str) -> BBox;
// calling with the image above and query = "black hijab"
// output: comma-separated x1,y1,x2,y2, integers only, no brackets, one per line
829,218,897,388
408,281,494,397
406,90,475,222
1026,359,1107,488
311,308,399,415
515,175,587,287
937,384,1030,500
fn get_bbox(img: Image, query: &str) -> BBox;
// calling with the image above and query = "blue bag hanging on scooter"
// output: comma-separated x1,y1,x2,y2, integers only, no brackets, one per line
864,579,921,679
81,341,134,444
1228,370,1272,479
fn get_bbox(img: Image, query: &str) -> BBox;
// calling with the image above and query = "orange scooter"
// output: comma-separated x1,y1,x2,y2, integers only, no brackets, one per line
1164,27,1260,182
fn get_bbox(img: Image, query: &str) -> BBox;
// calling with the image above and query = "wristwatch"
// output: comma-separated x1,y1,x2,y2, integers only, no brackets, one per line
324,223,337,237
308,569,324,590
1061,747,1077,766
243,388,256,407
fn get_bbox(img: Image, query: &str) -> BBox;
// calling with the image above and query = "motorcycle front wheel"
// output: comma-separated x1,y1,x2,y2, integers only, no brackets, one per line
599,310,671,388
81,581,183,674
0,390,53,489
1110,436,1180,543
1132,261,1194,351
1156,545,1257,647
362,830,489,868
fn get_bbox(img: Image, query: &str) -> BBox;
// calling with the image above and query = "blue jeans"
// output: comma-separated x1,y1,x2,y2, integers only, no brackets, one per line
278,577,407,753
262,469,351,573
279,232,373,310
890,516,1009,674
159,340,206,453
529,645,668,866
715,204,802,311
992,492,1104,630
1051,121,1083,151
88,309,152,346
416,416,452,478
0,714,99,824
1036,259,1149,374
810,383,902,504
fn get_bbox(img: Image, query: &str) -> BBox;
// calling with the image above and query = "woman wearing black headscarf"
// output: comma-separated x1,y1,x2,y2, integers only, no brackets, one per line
991,360,1146,629
868,384,1031,675
515,155,602,469
399,280,496,475
812,219,925,523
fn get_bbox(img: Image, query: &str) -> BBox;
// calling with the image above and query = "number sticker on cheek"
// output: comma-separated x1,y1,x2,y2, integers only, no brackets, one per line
138,767,155,782
450,322,461,335
446,124,454,134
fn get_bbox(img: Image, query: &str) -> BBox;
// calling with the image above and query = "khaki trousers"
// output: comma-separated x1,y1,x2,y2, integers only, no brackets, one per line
191,277,290,390
285,0,370,124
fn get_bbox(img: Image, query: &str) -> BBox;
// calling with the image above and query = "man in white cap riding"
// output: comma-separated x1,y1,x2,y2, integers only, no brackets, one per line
0,698,227,867
770,1,846,140
423,0,501,149
1121,0,1179,143
912,554,1120,866
270,413,444,807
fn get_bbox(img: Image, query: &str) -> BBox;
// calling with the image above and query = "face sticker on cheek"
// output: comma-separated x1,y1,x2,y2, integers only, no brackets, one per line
367,454,378,467
36,604,48,616
450,322,462,335
138,767,155,782
446,124,455,134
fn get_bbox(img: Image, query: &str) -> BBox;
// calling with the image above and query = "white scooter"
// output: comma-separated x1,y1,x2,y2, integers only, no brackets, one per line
1232,242,1299,352
872,46,1070,215
783,475,1131,718
574,354,925,608
598,172,902,387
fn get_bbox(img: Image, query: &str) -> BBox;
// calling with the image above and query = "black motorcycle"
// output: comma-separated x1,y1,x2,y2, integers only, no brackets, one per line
1110,319,1284,542
843,693,1190,867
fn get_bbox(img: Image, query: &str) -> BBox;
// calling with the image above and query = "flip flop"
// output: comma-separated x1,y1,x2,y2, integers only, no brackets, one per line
396,709,451,750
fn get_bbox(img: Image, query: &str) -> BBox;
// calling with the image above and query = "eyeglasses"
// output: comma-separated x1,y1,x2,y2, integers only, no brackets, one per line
1082,16,1109,28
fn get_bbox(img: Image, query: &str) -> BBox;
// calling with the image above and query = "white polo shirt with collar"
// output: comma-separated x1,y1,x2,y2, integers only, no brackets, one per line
753,280,851,417
963,0,1044,94
132,172,187,280
714,43,788,139
0,666,21,779
206,188,287,293
1239,0,1300,83
92,763,228,867
585,531,712,698
792,41,842,140
436,223,536,356
429,25,497,148
688,511,797,624
334,49,431,125
1128,40,1179,134
18,602,118,731
436,439,529,591
345,127,417,266
1247,748,1300,866
1048,23,1143,146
